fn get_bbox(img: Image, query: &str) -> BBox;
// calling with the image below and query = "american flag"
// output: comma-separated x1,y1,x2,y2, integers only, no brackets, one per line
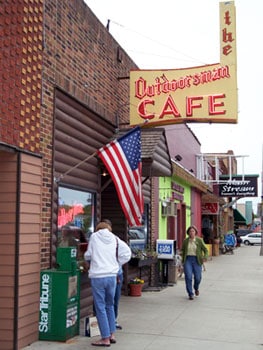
98,127,144,226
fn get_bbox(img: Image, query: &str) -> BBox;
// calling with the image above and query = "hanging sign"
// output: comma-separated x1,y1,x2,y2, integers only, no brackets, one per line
130,2,237,127
202,203,219,215
219,175,258,197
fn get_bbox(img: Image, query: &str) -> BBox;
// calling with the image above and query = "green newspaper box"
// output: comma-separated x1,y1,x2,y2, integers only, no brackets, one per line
39,247,80,341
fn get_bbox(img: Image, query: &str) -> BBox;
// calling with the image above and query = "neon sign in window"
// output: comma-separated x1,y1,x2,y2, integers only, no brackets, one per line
58,186,95,239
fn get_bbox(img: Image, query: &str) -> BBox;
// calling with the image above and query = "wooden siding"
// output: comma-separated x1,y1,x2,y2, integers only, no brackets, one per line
0,152,41,349
17,153,42,350
53,89,115,233
0,151,17,350
54,89,115,187
101,180,127,239
118,128,172,177
53,90,115,318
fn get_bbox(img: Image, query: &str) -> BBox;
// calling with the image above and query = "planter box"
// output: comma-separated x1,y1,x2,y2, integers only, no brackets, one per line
129,257,158,267
129,283,143,296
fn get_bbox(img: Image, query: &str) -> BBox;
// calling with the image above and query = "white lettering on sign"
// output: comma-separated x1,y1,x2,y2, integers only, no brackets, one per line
221,184,255,194
71,248,77,258
221,179,256,196
39,273,51,333
158,244,172,254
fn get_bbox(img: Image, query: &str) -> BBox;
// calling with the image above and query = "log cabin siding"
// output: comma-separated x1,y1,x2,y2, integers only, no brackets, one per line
53,90,116,318
53,88,115,247
53,89,115,193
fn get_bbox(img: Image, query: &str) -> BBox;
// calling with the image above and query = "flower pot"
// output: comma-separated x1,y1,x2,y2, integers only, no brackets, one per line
129,283,143,296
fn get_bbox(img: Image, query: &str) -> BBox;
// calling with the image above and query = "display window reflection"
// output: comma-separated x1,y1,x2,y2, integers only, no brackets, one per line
128,204,149,253
57,186,95,244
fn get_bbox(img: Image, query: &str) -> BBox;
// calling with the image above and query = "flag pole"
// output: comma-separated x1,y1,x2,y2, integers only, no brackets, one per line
54,150,97,183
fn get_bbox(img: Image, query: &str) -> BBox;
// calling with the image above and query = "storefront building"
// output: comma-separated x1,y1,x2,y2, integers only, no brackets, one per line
200,152,238,255
158,163,209,246
0,1,239,349
0,1,172,348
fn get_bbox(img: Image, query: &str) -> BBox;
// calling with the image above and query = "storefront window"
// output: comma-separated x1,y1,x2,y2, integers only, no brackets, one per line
128,204,149,254
57,186,95,242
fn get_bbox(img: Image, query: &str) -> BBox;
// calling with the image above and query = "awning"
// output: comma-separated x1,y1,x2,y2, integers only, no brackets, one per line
233,208,247,225
172,161,209,193
202,192,226,205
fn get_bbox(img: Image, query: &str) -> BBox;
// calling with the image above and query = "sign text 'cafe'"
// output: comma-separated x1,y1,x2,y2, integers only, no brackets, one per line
129,2,237,127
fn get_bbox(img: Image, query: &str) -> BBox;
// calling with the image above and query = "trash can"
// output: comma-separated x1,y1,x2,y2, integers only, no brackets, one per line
168,258,178,284
39,247,80,341
212,240,220,256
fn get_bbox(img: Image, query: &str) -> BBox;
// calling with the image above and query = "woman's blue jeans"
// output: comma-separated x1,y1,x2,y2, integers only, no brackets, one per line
114,271,123,321
184,256,202,297
91,276,116,339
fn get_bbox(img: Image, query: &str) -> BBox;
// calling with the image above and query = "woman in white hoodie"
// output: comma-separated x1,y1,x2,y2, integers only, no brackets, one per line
84,222,131,347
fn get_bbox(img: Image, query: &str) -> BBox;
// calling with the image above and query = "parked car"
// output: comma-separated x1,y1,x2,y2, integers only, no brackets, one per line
128,226,147,252
236,229,253,238
240,232,262,245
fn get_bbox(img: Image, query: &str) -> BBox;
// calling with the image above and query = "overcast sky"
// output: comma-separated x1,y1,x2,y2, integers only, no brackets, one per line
85,0,263,210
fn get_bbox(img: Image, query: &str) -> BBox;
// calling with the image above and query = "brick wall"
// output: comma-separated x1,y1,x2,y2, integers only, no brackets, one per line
0,0,43,152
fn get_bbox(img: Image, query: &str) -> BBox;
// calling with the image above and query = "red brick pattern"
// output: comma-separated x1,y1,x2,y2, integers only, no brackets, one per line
0,0,43,152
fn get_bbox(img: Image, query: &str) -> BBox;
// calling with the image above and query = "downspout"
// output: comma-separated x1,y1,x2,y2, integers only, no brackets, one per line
13,152,21,350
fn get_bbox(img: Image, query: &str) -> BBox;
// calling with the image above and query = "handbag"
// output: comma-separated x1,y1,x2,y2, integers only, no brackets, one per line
115,237,120,283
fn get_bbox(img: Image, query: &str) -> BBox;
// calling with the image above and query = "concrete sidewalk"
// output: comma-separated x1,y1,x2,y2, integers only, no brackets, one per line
23,245,263,350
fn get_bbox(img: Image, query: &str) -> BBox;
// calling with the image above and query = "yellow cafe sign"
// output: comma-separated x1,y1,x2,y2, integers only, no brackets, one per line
130,1,237,127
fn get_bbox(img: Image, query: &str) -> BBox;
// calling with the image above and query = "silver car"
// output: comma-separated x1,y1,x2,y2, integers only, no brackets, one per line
240,232,262,245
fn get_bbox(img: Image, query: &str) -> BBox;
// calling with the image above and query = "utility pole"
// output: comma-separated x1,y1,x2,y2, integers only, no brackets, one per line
260,144,263,256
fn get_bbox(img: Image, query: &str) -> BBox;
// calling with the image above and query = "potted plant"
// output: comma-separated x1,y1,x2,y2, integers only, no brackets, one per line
128,277,144,296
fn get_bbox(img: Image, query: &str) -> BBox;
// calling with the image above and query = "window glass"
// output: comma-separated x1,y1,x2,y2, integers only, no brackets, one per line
128,204,149,255
57,186,95,242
